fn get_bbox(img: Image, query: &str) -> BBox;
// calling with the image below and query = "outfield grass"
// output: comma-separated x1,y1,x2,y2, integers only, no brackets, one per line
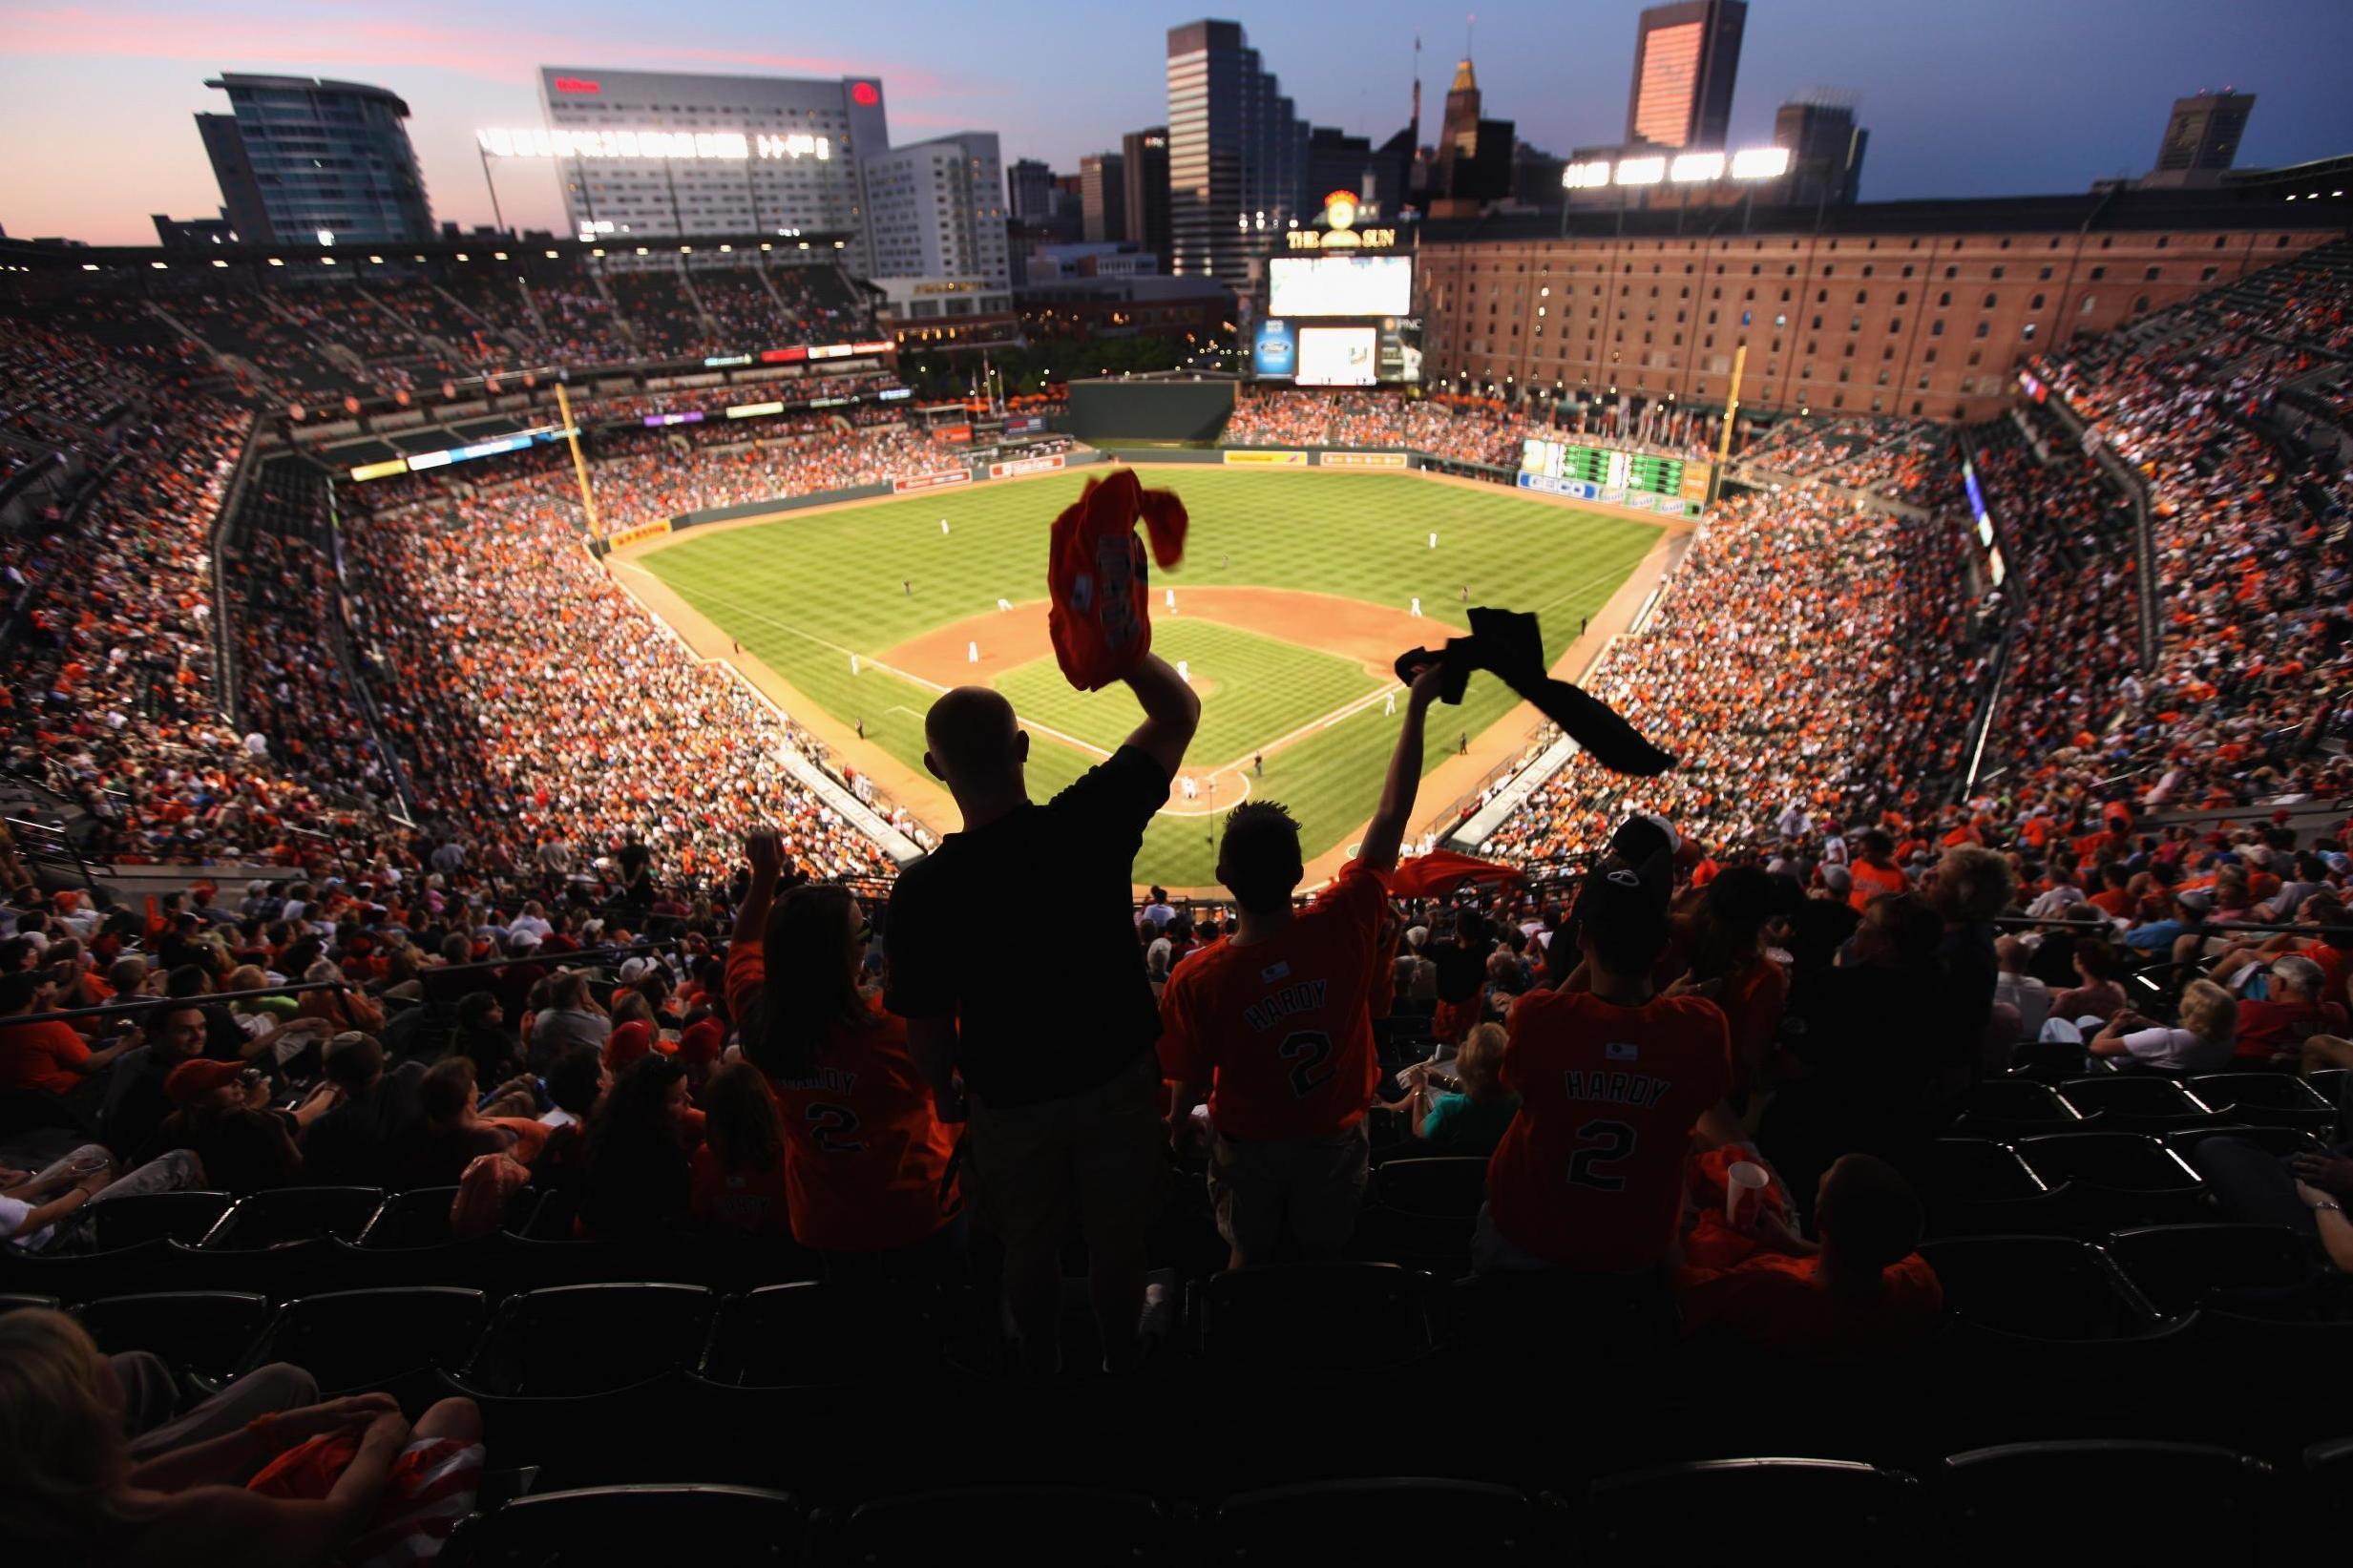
640,468,1657,885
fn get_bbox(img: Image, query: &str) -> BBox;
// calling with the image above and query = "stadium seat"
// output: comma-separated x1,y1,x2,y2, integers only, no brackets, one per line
1915,1235,2157,1341
199,1186,386,1249
1357,1157,1488,1274
352,1185,470,1248
0,1239,193,1305
2104,1223,2316,1320
2013,1133,2206,1233
2302,1436,2353,1554
1936,1441,2282,1565
0,1292,60,1315
2163,1122,2325,1161
2054,1077,2219,1133
1581,1458,1932,1566
229,1286,489,1396
1949,1079,2082,1139
73,1291,271,1386
840,1487,1170,1567
88,1190,235,1248
1195,1263,1429,1374
456,1283,715,1397
1914,1139,2065,1237
443,1484,803,1567
1367,1156,1489,1214
2186,1074,2340,1133
695,1280,970,1387
1208,1479,1534,1566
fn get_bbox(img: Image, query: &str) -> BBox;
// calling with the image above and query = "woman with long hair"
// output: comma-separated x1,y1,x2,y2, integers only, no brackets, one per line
576,1055,693,1238
0,1308,481,1566
690,1061,791,1238
727,831,962,1279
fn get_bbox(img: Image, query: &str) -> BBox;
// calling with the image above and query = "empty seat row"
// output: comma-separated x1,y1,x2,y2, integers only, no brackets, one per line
434,1445,2353,1567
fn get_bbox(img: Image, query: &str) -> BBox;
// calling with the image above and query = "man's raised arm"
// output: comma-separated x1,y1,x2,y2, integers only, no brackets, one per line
1120,652,1202,779
1359,665,1446,872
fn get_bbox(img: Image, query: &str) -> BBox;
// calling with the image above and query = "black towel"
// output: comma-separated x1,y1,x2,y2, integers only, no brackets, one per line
1394,606,1676,777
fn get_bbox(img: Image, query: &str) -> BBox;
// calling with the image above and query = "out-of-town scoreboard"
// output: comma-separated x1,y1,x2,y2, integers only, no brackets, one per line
1517,437,1712,516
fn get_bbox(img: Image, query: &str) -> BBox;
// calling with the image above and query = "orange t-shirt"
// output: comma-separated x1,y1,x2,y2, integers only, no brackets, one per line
0,1019,92,1098
2089,889,2134,919
1156,865,1385,1140
1675,1250,1944,1362
689,1142,792,1237
1847,860,1908,913
1484,989,1731,1270
725,938,959,1253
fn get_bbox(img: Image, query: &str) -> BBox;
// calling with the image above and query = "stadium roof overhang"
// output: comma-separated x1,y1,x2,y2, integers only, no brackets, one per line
0,229,865,272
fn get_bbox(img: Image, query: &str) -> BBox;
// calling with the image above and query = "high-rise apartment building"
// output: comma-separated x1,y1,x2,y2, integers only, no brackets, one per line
525,68,888,266
199,75,433,243
1166,19,1311,283
864,131,1010,289
1122,127,1172,259
1080,154,1126,243
2148,91,2257,185
1625,0,1748,150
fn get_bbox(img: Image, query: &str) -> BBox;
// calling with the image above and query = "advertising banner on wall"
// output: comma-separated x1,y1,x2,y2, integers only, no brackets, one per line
893,470,973,493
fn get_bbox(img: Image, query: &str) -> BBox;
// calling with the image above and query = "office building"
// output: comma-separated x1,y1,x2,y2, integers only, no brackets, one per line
199,75,433,243
1081,155,1126,242
1008,158,1057,221
1774,95,1869,206
1625,0,1748,151
2148,91,2257,186
1166,19,1311,284
151,214,240,248
864,131,1010,289
527,68,889,264
1428,57,1515,216
1123,128,1172,260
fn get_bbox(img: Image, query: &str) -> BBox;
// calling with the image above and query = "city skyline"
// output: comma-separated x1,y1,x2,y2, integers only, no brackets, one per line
1,0,2348,245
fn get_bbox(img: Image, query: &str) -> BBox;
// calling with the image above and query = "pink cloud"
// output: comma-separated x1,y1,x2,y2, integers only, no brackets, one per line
7,8,964,94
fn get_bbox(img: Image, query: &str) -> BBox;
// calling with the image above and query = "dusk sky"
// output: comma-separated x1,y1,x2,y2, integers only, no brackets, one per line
5,0,2349,245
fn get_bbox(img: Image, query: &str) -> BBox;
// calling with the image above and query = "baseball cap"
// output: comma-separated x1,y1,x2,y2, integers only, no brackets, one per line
164,1058,247,1105
1821,863,1854,893
618,956,656,985
1607,812,1679,867
602,1020,658,1072
1573,850,1673,950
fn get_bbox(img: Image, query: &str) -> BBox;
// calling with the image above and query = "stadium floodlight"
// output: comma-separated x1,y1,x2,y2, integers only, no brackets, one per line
1562,159,1612,189
1615,157,1666,186
212,259,228,268
1671,152,1726,183
1730,147,1792,180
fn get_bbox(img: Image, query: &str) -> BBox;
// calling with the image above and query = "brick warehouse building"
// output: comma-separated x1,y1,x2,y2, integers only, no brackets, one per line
1417,170,2351,422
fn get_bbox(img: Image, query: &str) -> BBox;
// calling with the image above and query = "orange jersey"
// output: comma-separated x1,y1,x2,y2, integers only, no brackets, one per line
1675,1250,1943,1362
725,939,960,1253
1846,859,1908,913
1157,865,1384,1140
1484,989,1731,1270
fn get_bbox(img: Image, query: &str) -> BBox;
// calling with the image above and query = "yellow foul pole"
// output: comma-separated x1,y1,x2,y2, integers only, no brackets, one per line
554,382,600,536
1707,343,1747,512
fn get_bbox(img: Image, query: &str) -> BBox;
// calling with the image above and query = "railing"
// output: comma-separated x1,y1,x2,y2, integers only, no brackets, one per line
2037,380,2158,670
322,476,421,826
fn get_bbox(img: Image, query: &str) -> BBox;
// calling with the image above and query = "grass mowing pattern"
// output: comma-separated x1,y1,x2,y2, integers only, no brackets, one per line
995,619,1378,761
641,468,1658,885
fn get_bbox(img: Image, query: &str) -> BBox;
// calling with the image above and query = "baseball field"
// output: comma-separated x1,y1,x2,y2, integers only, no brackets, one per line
621,466,1663,889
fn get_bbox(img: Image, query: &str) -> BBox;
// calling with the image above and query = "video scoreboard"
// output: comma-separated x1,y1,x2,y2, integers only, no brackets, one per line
1518,438,1713,516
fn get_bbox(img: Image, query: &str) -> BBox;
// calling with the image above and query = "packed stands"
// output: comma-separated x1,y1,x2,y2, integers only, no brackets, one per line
604,265,718,361
1221,387,1716,467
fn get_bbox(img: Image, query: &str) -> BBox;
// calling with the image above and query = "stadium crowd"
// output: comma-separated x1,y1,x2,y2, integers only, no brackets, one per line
1219,387,1716,468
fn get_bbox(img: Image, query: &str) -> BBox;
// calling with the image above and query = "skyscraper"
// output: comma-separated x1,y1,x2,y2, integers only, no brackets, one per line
1008,158,1057,221
1166,19,1311,282
1122,127,1172,260
2149,91,2257,185
1080,153,1126,244
1774,95,1869,206
1625,0,1747,150
1428,57,1515,215
199,75,433,243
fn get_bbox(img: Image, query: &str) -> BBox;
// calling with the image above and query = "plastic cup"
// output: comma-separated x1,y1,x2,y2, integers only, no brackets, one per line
1725,1160,1772,1230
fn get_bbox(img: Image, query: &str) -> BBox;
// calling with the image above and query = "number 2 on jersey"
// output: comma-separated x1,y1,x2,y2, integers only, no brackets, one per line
1280,1029,1336,1098
1565,1118,1637,1190
808,1102,866,1155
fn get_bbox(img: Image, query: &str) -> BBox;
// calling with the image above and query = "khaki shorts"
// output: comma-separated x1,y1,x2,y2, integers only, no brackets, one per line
1208,1120,1371,1263
965,1052,1166,1257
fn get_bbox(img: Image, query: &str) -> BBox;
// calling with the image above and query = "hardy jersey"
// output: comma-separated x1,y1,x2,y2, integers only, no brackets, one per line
1157,865,1386,1139
1484,989,1731,1270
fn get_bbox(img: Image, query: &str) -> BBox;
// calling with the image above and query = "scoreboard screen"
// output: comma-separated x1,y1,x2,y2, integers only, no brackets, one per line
1519,438,1713,515
1270,255,1415,318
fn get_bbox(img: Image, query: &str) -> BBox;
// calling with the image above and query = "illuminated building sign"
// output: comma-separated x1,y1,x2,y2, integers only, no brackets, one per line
851,81,880,106
1287,188,1397,251
553,77,600,94
474,128,830,161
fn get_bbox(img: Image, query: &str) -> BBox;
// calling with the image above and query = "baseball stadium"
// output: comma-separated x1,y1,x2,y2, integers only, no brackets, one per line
3,4,2353,1559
